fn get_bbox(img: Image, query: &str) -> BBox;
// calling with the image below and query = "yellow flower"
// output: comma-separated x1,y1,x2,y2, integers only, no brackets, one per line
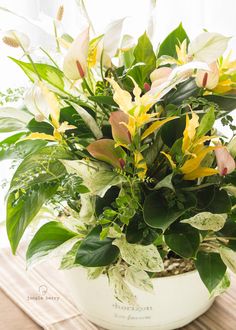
212,53,236,94
134,151,147,180
180,111,220,180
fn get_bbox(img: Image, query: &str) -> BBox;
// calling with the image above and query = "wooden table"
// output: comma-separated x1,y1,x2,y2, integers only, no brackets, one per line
0,279,235,330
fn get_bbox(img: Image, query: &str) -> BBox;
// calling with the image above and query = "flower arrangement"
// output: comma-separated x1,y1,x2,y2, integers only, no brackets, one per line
2,6,236,305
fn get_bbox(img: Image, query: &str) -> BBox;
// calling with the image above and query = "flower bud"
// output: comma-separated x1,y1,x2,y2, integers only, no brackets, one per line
150,67,173,88
215,144,236,176
2,30,30,49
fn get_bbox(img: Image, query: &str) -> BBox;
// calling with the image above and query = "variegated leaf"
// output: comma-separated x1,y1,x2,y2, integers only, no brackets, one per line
125,266,154,293
113,236,164,272
108,266,137,305
220,246,236,274
210,273,230,298
181,212,227,231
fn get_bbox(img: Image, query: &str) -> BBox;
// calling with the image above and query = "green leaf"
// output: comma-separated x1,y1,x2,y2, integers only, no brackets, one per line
10,57,65,91
210,273,230,298
126,214,159,245
0,134,47,160
161,116,186,148
195,251,227,293
7,182,58,254
164,78,199,106
75,226,119,267
10,146,73,191
108,266,137,305
164,223,200,258
205,94,236,113
153,173,175,191
206,188,232,214
0,118,26,132
113,236,164,272
220,246,236,274
129,32,156,87
26,221,77,267
125,266,153,293
27,118,54,134
181,212,227,231
143,192,196,231
158,23,189,58
196,107,215,137
61,159,124,198
88,95,117,106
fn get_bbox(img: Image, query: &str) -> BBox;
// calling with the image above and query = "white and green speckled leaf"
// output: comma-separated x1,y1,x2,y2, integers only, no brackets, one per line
210,273,230,298
87,267,105,280
125,266,154,293
108,266,137,305
181,212,227,231
220,246,236,274
113,236,164,272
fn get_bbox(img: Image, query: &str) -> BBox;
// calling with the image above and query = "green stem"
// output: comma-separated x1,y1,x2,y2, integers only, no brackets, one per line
53,20,61,53
83,77,94,96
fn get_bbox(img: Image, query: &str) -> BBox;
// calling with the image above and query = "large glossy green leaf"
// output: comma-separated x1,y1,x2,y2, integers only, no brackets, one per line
0,133,47,160
157,23,189,58
10,57,65,91
195,251,226,293
164,223,200,258
10,146,73,191
129,32,156,87
26,221,77,267
206,188,232,214
7,182,58,254
143,192,196,231
75,226,119,267
88,95,117,106
205,94,236,113
164,78,200,106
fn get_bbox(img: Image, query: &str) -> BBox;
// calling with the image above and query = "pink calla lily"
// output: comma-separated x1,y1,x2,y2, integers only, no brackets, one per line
109,111,131,147
87,139,126,169
196,62,219,90
215,145,236,176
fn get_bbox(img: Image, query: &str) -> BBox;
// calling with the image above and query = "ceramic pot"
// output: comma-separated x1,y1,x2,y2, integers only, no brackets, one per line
62,267,214,330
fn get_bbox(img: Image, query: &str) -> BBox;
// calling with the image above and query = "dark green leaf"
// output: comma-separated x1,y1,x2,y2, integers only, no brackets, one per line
75,226,119,267
158,23,189,58
88,96,117,106
27,119,54,134
195,251,226,293
143,192,196,231
205,94,236,113
206,188,231,214
164,223,200,258
161,116,186,148
164,78,200,105
7,182,58,254
26,221,77,266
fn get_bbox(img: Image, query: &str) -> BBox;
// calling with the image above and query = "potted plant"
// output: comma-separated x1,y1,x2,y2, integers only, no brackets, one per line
2,9,236,330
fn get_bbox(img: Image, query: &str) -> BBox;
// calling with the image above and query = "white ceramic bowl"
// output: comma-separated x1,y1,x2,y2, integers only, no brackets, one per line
62,268,214,330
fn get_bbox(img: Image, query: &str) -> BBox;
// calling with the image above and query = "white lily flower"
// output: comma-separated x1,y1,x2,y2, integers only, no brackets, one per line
63,27,89,80
188,32,230,64
24,81,60,127
2,30,30,50
196,62,219,89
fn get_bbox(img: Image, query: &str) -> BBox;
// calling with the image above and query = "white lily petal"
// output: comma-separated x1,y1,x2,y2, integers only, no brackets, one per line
103,18,126,57
188,32,230,64
63,27,89,80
